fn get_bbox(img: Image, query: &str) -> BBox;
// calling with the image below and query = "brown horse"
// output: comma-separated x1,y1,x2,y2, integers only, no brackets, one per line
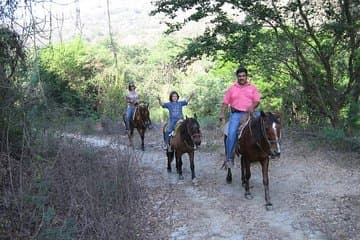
123,102,151,151
224,111,281,209
164,116,202,180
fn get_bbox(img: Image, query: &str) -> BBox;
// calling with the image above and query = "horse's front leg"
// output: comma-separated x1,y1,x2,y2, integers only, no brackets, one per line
128,129,134,148
243,156,253,200
138,128,145,151
175,153,184,180
261,157,272,209
188,151,196,180
166,149,174,172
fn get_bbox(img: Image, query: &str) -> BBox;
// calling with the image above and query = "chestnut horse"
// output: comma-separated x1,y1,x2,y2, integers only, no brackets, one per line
224,111,281,209
123,102,151,151
164,116,202,180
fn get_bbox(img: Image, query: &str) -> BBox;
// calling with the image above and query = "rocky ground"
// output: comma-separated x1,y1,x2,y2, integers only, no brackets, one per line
78,123,360,240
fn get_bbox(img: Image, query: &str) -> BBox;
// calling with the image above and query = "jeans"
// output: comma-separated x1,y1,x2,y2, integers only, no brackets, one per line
164,118,180,145
125,106,135,130
226,111,260,161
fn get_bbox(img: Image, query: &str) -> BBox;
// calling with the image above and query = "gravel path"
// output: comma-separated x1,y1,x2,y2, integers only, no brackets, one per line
77,124,360,240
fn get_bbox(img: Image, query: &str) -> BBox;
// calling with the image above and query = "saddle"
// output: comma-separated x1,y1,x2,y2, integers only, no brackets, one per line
170,119,183,137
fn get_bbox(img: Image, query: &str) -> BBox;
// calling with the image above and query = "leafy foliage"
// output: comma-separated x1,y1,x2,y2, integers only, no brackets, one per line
151,0,360,130
38,38,102,116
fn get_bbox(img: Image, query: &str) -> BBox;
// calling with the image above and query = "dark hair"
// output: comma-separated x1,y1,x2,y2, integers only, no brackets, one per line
236,67,248,76
128,82,136,91
169,91,179,102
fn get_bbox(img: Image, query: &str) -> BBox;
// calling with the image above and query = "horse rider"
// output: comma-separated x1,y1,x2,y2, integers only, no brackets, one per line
157,91,194,150
125,82,139,133
219,67,261,169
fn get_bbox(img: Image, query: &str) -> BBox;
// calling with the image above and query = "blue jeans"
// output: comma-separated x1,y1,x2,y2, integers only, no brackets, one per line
226,111,260,160
164,118,180,145
125,106,135,130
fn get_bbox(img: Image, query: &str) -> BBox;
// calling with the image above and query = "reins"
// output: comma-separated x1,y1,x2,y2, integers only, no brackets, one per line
258,117,272,153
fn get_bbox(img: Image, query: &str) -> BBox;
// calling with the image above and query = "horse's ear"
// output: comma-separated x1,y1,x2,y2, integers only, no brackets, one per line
273,111,281,122
194,113,197,119
273,111,281,118
146,102,149,108
260,111,266,117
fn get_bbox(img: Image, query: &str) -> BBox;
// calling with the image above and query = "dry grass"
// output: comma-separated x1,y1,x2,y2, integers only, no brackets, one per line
0,134,149,240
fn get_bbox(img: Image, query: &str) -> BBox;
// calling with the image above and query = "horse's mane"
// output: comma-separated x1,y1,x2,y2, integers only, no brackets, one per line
266,112,280,124
249,112,280,143
180,117,200,141
180,118,192,140
250,115,263,143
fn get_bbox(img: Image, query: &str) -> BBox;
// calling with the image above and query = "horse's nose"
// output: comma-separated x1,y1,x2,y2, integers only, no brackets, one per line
194,138,201,147
270,150,280,158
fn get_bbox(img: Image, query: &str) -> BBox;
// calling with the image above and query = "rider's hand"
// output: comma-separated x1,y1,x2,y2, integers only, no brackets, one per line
219,114,224,122
247,107,254,113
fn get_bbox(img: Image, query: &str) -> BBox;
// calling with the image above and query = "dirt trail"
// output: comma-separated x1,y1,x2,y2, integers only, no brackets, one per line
76,125,360,240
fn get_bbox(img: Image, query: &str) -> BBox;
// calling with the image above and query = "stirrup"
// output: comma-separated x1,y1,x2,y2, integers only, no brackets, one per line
221,159,234,169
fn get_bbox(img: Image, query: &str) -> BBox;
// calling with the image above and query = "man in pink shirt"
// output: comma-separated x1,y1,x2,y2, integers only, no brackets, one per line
219,67,261,169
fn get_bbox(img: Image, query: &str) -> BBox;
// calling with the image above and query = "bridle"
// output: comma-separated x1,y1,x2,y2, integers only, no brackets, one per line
183,120,202,150
249,115,280,154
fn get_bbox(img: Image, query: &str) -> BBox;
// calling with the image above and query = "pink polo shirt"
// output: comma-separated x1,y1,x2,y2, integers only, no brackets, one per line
223,82,261,111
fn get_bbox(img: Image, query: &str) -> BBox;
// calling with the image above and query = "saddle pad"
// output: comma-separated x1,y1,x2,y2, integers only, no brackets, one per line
173,119,183,136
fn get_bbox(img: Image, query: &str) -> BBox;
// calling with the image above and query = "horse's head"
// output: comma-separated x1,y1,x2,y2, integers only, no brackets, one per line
137,103,151,128
262,111,281,158
184,116,202,149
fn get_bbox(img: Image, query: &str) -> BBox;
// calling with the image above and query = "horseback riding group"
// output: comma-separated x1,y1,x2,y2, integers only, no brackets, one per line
123,67,281,208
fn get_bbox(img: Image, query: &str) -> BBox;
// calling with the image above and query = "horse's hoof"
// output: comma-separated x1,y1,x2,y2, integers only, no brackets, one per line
167,168,171,172
245,193,253,200
265,203,273,211
192,178,199,185
226,177,232,184
179,175,184,180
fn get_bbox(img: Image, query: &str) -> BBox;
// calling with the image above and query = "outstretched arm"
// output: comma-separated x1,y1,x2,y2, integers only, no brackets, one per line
157,96,163,106
186,92,195,102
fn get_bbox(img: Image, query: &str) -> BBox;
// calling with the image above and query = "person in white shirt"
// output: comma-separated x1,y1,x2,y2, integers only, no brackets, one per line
125,82,139,132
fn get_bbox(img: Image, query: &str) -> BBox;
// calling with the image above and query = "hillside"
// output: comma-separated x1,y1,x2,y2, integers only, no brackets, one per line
31,0,205,46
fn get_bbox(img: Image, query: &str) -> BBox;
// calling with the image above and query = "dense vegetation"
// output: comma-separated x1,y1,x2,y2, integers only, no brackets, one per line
1,0,359,239
151,0,360,129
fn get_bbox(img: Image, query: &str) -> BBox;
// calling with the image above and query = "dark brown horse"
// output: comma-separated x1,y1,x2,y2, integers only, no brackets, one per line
164,116,202,180
224,111,281,209
123,102,151,151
